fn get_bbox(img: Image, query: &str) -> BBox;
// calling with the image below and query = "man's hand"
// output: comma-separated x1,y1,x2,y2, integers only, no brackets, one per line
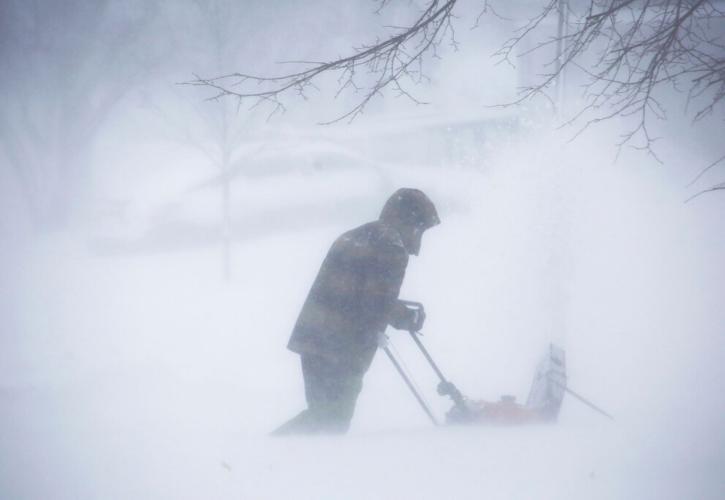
389,301,426,332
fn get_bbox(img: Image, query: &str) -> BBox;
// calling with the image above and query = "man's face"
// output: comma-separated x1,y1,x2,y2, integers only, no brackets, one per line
400,223,425,256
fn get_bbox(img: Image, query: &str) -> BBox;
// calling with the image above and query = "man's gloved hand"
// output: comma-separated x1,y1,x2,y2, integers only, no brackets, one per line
437,381,457,396
389,301,426,332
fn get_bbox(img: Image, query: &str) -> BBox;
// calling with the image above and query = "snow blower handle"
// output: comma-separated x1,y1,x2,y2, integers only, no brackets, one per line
398,300,468,413
396,300,426,332
409,331,467,410
382,346,439,426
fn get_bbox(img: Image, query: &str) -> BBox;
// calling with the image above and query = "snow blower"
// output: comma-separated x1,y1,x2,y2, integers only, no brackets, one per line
386,301,613,426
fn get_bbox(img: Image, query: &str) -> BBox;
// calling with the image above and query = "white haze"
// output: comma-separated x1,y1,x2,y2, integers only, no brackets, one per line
1,1,724,499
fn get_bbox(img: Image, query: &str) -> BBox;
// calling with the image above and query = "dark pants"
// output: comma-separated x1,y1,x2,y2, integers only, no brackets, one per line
273,350,374,435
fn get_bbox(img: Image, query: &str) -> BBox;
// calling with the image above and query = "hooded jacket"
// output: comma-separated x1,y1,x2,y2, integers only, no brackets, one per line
287,220,408,370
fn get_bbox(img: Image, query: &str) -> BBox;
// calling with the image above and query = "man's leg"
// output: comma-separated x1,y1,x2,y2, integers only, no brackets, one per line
270,354,325,435
302,353,365,434
269,408,316,435
270,353,349,435
272,351,370,435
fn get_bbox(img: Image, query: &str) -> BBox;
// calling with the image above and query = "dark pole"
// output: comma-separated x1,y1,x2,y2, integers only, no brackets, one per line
407,331,467,411
383,346,439,426
396,301,468,413
407,331,447,381
550,378,615,420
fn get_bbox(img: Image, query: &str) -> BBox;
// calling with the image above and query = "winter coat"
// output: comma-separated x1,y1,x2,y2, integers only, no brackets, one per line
287,220,409,371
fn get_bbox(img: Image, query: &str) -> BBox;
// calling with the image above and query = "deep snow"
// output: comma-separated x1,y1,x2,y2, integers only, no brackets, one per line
2,130,724,499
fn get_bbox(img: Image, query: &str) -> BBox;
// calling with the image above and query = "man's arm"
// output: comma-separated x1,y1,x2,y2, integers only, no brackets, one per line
358,243,409,332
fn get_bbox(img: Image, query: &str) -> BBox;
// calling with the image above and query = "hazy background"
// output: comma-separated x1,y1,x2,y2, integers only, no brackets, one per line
1,1,723,499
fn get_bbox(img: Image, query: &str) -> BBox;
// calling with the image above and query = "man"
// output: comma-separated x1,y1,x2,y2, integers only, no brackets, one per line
273,188,440,435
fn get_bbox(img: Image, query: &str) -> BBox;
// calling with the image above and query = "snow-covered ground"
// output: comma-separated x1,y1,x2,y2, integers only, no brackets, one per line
2,130,724,500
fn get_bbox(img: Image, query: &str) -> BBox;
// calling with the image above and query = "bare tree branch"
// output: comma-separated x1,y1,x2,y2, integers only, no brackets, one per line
686,153,725,187
183,0,459,124
684,181,725,202
500,0,725,161
183,0,725,198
